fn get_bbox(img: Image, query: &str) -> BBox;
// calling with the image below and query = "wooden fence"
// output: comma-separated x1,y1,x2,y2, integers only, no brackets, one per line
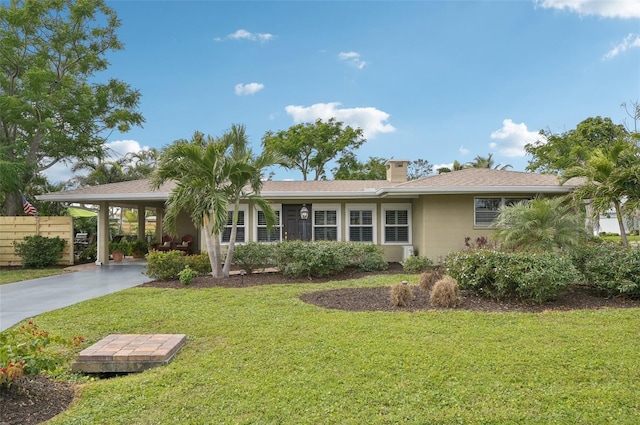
0,216,74,266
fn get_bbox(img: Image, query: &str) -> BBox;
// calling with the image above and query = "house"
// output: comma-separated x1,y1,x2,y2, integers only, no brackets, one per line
37,161,579,265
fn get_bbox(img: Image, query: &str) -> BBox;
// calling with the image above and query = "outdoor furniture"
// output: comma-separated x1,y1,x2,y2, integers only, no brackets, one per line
174,234,193,254
156,235,174,252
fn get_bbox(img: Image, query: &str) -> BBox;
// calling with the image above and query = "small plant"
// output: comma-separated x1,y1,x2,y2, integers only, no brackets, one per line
109,240,131,256
1,321,84,389
419,268,443,291
430,275,461,308
390,281,413,307
13,235,66,268
130,239,149,258
464,236,491,249
402,255,432,273
178,265,198,285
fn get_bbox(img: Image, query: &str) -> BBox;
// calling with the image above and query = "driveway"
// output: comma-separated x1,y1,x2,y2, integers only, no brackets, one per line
0,260,153,331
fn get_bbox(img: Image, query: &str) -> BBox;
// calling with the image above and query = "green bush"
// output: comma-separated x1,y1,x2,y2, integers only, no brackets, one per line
402,255,433,273
109,240,131,256
185,253,212,276
13,235,66,268
232,242,276,274
273,241,387,278
178,266,198,285
572,243,640,297
444,249,579,303
145,250,187,280
130,240,148,257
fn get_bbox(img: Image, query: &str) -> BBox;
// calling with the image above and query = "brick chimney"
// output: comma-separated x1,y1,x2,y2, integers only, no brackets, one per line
386,160,409,183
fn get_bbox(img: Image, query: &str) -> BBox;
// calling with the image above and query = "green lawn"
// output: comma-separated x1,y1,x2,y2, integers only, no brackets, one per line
0,268,68,285
28,274,640,424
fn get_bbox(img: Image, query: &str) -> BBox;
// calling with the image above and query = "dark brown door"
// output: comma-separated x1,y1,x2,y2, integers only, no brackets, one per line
282,204,312,241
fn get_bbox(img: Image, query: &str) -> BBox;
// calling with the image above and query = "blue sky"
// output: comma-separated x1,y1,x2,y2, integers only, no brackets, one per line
46,0,640,182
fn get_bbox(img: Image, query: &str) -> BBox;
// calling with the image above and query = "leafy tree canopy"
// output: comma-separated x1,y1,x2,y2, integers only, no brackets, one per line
0,0,144,215
333,154,386,180
525,117,628,174
262,118,365,181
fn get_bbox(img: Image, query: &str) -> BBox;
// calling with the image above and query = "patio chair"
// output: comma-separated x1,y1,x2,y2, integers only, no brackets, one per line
174,234,194,254
156,235,175,252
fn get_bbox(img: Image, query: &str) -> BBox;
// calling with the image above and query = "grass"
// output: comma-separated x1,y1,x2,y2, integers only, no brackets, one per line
22,274,640,424
600,234,640,244
0,267,68,285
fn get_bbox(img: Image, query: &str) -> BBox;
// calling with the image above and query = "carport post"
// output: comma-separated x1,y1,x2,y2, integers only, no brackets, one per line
96,202,110,265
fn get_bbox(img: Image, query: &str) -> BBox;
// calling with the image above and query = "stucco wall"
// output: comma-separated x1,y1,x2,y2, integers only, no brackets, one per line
415,194,494,264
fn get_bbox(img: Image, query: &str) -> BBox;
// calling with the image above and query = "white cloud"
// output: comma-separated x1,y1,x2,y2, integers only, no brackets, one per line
433,163,453,172
234,82,264,96
459,146,470,155
284,102,395,139
603,33,640,60
215,29,274,42
489,119,544,158
536,0,640,19
338,51,367,69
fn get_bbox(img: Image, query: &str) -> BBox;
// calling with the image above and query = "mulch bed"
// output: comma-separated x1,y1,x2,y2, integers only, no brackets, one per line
4,262,640,424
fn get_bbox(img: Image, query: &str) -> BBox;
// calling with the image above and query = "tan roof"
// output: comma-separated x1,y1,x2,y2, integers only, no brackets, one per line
38,169,578,203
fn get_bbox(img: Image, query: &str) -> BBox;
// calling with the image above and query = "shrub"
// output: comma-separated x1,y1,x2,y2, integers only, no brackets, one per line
178,266,198,285
145,250,187,280
430,275,461,308
444,249,579,303
1,321,84,389
109,240,131,256
390,281,413,307
130,240,148,257
185,253,212,276
573,243,640,297
276,241,388,278
232,242,276,274
419,268,443,291
402,255,433,273
13,235,66,268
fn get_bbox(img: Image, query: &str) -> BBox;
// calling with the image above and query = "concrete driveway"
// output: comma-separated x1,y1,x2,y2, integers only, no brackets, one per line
0,260,153,331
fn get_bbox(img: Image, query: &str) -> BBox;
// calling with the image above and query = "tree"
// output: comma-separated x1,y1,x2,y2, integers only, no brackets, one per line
152,126,276,278
437,160,465,174
70,147,159,188
333,154,387,180
407,159,433,180
467,153,512,170
0,0,144,215
262,118,365,180
493,196,588,253
526,117,628,174
563,139,640,247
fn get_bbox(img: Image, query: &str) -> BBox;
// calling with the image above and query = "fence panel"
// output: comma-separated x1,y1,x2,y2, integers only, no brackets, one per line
0,216,74,266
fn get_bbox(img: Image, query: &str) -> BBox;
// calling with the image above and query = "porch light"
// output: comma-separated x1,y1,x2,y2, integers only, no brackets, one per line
299,204,309,220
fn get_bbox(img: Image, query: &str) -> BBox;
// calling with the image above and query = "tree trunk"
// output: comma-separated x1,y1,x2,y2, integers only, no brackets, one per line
222,199,240,277
4,192,19,216
203,216,223,278
614,200,629,247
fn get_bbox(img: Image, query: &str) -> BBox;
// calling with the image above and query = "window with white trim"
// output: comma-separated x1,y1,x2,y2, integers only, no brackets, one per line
312,205,340,241
382,204,411,244
347,205,375,243
222,206,248,243
474,197,530,227
257,209,281,242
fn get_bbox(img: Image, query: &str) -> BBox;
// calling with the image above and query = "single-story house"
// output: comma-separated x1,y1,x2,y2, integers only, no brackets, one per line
37,160,580,265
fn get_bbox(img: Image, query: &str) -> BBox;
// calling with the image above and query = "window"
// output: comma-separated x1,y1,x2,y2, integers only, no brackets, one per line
347,205,375,243
221,207,247,243
257,210,281,242
474,197,530,227
313,209,338,241
382,204,411,244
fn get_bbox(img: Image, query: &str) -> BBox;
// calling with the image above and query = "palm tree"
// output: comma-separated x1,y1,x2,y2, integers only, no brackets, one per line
563,140,640,247
493,196,588,253
468,153,512,170
151,126,276,278
220,125,277,276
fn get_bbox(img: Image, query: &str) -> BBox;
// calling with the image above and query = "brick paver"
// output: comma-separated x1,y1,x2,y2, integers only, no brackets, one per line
72,334,186,373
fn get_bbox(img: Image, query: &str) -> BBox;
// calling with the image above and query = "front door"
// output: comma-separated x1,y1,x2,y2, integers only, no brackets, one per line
282,204,312,241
